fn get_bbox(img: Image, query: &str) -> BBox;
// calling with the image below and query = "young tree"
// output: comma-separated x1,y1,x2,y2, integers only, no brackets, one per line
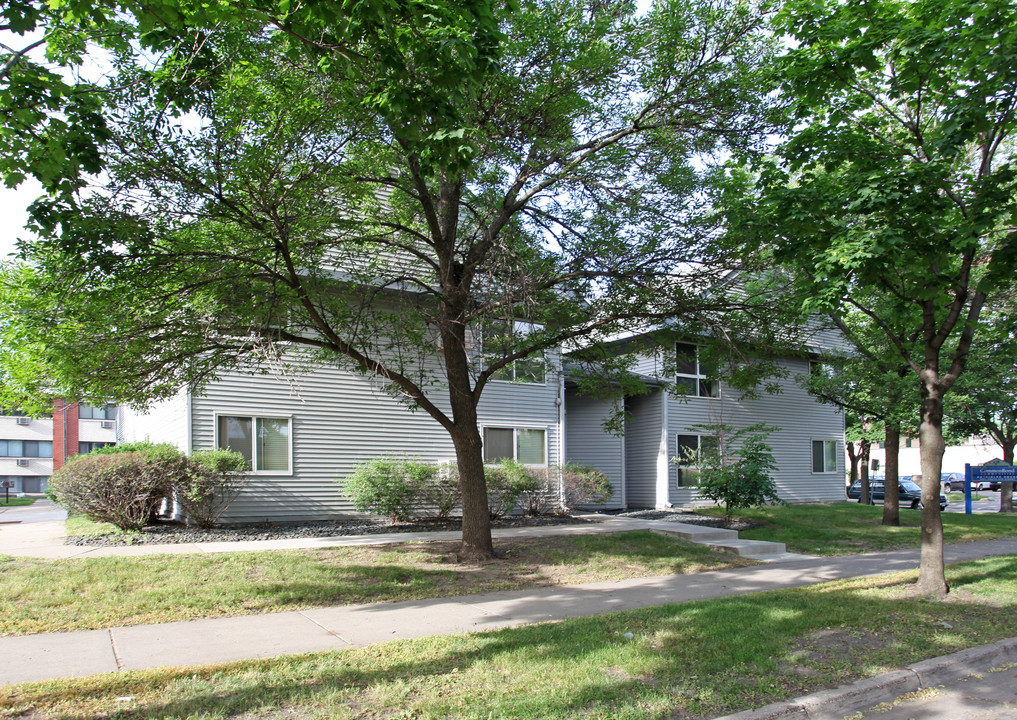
805,310,920,526
950,315,1017,512
725,0,1017,594
1,0,777,559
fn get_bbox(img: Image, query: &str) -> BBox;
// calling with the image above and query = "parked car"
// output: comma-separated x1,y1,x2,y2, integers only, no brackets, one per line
940,472,964,493
847,478,948,511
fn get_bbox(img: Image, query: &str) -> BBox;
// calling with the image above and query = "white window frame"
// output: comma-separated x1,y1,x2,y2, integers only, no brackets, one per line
79,403,115,420
811,439,838,474
485,321,547,386
675,343,719,398
213,412,294,475
481,424,549,466
674,433,719,488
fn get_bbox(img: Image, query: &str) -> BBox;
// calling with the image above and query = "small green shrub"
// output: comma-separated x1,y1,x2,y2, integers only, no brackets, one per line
487,459,541,518
679,424,784,523
343,457,440,522
49,449,187,530
178,449,250,528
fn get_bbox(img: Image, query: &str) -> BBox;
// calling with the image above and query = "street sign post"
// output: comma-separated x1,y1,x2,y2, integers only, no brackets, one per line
964,463,1017,514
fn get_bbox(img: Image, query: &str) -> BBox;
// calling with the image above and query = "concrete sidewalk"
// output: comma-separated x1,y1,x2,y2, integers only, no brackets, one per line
4,536,1017,687
0,509,808,560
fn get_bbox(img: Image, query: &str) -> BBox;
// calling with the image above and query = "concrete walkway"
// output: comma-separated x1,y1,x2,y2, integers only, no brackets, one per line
0,505,810,561
3,521,1017,686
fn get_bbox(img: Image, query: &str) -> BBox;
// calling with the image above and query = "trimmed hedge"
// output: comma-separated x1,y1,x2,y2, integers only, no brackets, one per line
50,443,249,530
49,449,185,531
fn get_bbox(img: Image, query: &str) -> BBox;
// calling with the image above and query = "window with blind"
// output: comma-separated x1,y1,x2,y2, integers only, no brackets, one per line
0,440,53,457
482,427,547,465
811,439,837,473
216,415,291,473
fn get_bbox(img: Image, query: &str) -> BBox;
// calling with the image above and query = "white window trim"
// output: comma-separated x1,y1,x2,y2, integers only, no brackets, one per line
675,343,720,399
811,438,838,474
484,320,548,387
674,433,719,488
213,411,294,476
488,354,548,386
480,424,549,466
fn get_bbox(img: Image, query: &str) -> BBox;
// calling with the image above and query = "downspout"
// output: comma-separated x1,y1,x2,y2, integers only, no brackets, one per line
557,369,565,509
658,390,671,509
619,396,627,510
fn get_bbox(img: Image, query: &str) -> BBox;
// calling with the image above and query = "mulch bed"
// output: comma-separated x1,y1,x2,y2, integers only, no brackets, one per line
66,514,592,547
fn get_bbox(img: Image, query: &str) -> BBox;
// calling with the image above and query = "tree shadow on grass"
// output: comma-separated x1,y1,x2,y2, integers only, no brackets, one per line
42,556,1017,720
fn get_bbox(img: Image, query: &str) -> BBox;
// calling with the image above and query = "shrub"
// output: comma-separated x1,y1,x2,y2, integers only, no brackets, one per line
343,457,439,522
48,449,186,530
423,462,462,520
486,459,541,518
558,463,613,512
178,449,250,528
681,424,784,523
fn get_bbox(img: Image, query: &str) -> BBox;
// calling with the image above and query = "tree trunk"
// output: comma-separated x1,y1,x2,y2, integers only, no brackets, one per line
846,441,860,497
1001,440,1016,513
882,424,901,526
916,382,948,596
859,440,871,505
450,417,494,560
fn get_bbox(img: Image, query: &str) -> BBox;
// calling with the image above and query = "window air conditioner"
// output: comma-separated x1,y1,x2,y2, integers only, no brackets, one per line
15,458,30,467
15,417,30,425
100,420,115,429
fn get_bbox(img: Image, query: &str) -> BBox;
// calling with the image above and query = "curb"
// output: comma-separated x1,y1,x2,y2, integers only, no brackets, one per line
712,636,1017,720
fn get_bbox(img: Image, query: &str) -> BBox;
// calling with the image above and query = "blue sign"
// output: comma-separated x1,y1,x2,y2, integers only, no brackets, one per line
964,463,1017,514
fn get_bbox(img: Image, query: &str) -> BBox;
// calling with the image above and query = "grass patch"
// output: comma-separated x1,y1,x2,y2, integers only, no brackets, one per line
948,492,987,502
698,502,1017,555
64,515,137,539
0,497,35,507
3,554,1015,720
0,531,751,636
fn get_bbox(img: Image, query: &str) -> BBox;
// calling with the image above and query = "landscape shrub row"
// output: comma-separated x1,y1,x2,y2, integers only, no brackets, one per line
49,442,248,530
343,456,613,521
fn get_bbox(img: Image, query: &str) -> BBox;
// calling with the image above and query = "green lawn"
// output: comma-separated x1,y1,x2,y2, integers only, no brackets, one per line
0,497,35,507
0,531,752,635
948,492,988,502
698,502,1017,555
4,554,1015,720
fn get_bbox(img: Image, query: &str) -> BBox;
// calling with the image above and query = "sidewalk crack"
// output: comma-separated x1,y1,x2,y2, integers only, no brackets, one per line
109,629,124,671
297,612,353,645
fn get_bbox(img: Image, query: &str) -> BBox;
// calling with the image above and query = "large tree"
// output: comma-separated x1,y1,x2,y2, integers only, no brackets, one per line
1,0,776,559
725,0,1017,594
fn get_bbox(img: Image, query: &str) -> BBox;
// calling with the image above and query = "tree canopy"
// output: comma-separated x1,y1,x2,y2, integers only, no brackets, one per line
1,0,777,558
724,0,1017,594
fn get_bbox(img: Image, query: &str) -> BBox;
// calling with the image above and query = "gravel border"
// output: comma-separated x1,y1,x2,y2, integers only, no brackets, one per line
66,514,591,547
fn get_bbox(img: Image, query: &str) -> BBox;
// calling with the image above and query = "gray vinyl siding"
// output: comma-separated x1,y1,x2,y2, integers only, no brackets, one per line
564,390,623,509
667,356,845,506
189,358,562,523
624,391,662,508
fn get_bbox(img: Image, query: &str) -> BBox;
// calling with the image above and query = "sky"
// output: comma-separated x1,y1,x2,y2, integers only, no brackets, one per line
0,180,41,259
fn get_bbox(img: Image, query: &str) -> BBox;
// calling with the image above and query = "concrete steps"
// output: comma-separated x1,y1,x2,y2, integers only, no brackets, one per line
650,524,814,562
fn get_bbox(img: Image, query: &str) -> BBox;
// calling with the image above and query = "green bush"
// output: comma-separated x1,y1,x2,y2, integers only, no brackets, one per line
343,457,441,522
681,424,784,523
486,459,541,518
178,449,250,528
49,448,187,530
